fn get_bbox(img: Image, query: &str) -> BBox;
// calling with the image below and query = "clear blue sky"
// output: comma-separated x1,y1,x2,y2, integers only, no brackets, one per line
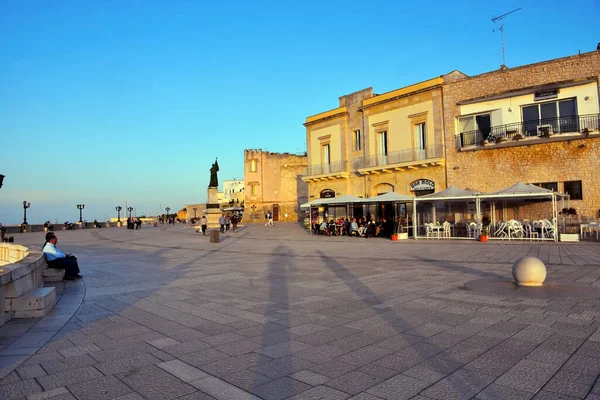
1,0,598,224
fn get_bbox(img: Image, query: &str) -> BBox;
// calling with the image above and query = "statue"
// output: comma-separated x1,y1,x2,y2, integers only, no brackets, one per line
209,158,219,188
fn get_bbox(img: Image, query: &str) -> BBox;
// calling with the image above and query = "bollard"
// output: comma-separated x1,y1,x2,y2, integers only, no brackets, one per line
209,230,220,243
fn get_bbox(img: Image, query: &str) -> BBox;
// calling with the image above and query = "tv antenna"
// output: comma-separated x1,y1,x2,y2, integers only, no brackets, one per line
492,7,521,66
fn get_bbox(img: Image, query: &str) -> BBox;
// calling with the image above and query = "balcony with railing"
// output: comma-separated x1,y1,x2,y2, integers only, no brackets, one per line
356,144,444,175
302,160,349,182
455,114,600,149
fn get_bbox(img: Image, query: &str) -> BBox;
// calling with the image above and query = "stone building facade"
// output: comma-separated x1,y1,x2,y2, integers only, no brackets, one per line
303,78,460,220
243,150,308,223
443,50,600,219
217,179,245,205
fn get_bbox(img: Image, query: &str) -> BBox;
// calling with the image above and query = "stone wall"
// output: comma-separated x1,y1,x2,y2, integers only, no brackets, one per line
443,50,600,218
244,150,308,222
0,244,46,326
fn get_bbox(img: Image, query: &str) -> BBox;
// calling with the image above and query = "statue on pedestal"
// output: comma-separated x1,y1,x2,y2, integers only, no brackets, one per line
209,158,219,188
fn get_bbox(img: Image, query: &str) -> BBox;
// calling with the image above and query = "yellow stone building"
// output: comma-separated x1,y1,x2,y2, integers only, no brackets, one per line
243,150,308,223
303,77,458,220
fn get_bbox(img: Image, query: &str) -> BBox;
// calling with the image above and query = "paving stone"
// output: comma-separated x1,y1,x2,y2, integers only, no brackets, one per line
404,357,463,384
543,374,592,398
334,346,393,367
496,359,559,393
215,339,262,356
296,345,350,363
190,375,261,400
289,385,351,399
221,369,272,391
94,353,162,375
117,364,197,400
161,340,212,357
58,344,102,358
36,366,104,390
531,390,580,399
40,354,97,374
88,342,156,363
474,383,534,400
366,374,430,400
325,370,384,395
176,391,217,400
250,355,316,379
290,370,330,386
146,337,181,349
26,387,72,400
179,348,231,367
420,368,495,400
202,353,273,378
16,364,47,380
0,371,22,386
357,364,399,380
347,394,382,400
309,360,357,379
68,375,133,400
250,376,311,400
256,340,313,359
0,379,42,399
158,360,208,383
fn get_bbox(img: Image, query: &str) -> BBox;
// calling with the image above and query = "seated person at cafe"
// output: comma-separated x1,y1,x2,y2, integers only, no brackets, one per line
319,221,328,235
350,218,359,236
42,232,82,280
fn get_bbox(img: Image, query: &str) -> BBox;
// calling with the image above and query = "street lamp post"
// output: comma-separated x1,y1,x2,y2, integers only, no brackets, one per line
77,204,85,223
165,207,170,216
116,206,122,222
22,201,31,225
193,207,197,218
127,207,133,218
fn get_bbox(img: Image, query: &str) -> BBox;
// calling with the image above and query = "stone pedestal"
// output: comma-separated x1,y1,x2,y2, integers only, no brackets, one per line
204,187,222,228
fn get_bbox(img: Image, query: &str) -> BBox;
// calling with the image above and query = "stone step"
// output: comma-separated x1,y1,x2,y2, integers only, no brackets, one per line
7,287,56,318
43,267,65,282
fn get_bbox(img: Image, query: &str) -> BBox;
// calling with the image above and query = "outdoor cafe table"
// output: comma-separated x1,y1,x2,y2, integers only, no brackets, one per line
580,223,600,240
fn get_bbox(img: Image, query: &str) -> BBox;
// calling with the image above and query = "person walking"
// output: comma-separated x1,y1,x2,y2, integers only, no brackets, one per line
268,211,274,226
265,211,269,227
219,214,226,233
200,216,207,235
231,214,238,233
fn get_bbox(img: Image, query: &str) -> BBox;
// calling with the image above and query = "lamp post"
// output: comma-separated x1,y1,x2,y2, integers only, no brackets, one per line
127,207,133,218
193,207,197,218
116,206,122,222
77,204,85,223
165,207,170,216
22,201,31,225
0,174,4,189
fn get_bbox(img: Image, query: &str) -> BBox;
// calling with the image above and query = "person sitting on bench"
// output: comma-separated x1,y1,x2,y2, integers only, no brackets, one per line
42,232,82,280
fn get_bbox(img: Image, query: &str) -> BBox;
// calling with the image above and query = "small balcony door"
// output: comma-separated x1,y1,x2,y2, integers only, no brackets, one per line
415,123,427,160
377,131,388,166
322,144,331,174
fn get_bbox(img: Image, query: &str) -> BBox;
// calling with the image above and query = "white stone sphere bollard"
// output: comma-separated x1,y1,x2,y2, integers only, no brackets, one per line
512,256,547,286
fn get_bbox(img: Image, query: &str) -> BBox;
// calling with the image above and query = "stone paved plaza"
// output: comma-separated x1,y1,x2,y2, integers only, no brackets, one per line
2,223,600,399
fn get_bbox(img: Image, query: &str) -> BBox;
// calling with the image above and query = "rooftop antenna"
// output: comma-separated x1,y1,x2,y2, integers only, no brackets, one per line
492,7,521,66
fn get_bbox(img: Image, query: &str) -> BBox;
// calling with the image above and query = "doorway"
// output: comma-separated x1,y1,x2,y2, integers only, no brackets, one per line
273,205,280,221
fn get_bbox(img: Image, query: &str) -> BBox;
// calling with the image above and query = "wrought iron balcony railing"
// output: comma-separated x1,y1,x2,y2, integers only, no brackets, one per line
304,160,348,176
455,114,600,149
355,144,443,169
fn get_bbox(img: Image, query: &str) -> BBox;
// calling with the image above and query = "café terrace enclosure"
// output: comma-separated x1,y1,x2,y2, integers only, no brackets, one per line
302,182,570,241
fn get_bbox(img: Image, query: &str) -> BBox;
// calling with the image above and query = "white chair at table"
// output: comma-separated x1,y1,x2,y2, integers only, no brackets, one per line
468,222,479,238
442,221,451,238
523,223,539,241
541,219,554,239
507,220,524,240
588,222,600,240
425,223,434,239
494,221,508,239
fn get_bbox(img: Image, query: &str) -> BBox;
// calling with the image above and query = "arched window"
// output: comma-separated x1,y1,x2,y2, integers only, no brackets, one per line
372,183,394,197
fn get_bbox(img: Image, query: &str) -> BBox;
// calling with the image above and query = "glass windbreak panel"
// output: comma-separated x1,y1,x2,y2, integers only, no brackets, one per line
559,99,578,133
475,114,491,139
522,105,540,136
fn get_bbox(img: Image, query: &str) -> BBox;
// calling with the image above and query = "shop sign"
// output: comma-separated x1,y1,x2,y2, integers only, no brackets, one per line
410,179,435,192
320,189,335,198
534,89,558,101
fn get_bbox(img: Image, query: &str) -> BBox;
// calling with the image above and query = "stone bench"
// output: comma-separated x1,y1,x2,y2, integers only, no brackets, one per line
0,244,58,327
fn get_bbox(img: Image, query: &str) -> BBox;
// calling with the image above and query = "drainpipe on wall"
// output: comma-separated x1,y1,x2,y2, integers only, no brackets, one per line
440,84,449,190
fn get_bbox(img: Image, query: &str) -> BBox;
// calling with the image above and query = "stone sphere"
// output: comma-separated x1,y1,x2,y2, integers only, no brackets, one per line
512,257,547,286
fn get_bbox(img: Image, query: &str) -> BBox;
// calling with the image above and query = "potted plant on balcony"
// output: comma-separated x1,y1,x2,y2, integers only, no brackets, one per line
479,139,488,147
512,133,524,141
495,136,507,144
582,127,591,138
539,126,553,138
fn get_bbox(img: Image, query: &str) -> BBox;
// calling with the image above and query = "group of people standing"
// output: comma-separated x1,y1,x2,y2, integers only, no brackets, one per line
219,213,239,233
126,217,142,229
